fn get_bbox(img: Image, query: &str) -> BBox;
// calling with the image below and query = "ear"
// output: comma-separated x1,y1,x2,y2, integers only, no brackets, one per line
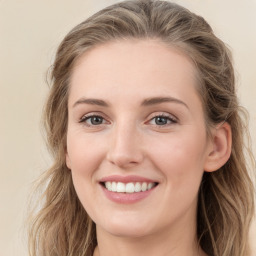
66,152,71,170
204,122,232,172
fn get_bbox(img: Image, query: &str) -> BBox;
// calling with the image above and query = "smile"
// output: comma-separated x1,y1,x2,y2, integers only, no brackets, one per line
102,181,158,193
99,175,159,203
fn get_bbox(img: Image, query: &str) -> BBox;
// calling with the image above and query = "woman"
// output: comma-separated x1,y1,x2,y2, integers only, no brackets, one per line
28,1,255,255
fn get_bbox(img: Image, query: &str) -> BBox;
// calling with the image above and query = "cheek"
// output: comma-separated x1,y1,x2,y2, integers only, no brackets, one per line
66,132,107,218
148,130,207,185
66,132,106,176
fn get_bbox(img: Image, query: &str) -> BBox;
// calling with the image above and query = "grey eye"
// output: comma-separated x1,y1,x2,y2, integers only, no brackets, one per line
80,115,105,126
87,116,104,125
154,116,170,125
148,114,177,126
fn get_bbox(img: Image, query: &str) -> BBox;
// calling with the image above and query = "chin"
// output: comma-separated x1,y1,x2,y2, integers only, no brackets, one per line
108,225,151,238
99,214,154,238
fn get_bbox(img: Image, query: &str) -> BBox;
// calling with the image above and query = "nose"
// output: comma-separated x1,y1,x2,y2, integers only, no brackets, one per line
106,122,144,168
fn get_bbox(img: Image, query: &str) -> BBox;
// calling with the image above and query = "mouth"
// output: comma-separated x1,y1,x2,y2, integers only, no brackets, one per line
100,181,159,193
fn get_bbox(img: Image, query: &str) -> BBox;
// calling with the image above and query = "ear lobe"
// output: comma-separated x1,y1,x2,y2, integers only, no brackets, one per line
204,122,232,172
66,153,71,170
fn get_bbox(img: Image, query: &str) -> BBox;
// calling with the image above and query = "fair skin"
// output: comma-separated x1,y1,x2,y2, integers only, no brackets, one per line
66,39,231,256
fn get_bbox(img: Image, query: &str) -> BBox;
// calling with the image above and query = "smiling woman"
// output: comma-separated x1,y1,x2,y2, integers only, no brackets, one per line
28,1,255,256
66,41,215,243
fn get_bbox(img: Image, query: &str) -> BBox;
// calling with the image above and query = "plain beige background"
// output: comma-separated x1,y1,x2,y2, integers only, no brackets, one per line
0,0,255,255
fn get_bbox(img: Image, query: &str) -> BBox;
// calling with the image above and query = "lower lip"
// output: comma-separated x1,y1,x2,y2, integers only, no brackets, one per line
101,185,156,204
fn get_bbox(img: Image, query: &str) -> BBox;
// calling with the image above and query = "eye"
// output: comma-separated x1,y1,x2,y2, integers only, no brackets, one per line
79,114,108,126
148,114,177,126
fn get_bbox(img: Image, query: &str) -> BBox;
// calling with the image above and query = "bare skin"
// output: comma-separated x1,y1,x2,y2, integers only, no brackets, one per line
67,39,230,256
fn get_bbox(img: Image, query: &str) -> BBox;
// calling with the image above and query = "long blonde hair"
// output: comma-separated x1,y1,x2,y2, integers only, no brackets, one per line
28,1,255,255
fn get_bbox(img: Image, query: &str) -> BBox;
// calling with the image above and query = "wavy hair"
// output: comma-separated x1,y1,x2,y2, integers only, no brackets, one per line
28,1,255,255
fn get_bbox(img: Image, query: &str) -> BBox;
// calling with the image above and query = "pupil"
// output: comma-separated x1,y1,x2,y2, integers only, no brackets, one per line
156,116,167,125
91,116,102,125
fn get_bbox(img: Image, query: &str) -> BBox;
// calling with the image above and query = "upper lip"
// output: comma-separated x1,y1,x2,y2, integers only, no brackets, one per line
99,175,158,183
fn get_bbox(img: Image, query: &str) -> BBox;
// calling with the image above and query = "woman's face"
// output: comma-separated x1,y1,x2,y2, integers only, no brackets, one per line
66,39,214,238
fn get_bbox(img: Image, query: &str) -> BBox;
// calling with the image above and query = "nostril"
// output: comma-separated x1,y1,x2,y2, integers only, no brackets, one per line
106,136,144,168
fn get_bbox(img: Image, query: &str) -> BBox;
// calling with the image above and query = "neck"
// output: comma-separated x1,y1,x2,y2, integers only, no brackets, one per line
94,219,206,256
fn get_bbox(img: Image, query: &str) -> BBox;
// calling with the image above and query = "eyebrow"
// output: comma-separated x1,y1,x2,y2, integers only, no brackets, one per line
73,98,109,108
142,97,189,109
72,96,189,109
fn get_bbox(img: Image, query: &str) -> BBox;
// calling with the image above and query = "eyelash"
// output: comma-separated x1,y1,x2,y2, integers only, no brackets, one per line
79,114,108,127
79,113,178,127
147,114,177,126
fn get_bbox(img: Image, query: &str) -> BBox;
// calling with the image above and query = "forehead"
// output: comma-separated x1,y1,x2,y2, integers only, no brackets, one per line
69,39,202,110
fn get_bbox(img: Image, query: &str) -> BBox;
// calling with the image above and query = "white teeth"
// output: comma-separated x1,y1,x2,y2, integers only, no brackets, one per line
148,183,153,190
125,183,135,193
134,182,141,192
112,182,117,192
116,182,126,192
141,182,147,192
104,181,157,193
105,181,112,191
